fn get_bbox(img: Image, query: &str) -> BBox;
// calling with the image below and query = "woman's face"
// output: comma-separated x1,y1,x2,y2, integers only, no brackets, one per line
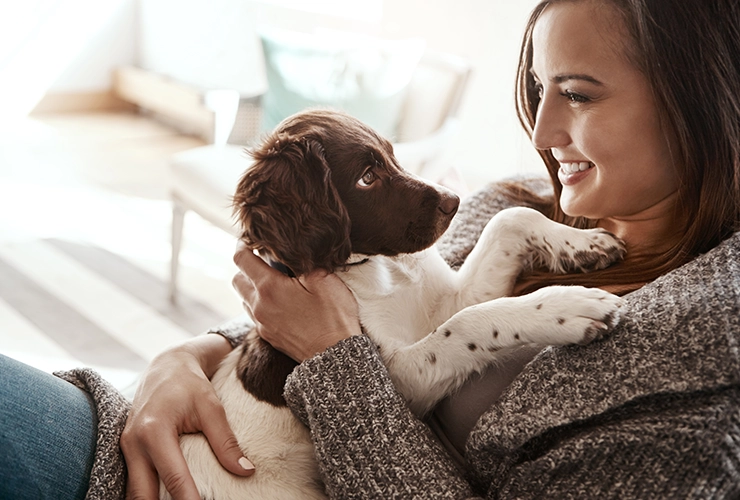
530,1,678,223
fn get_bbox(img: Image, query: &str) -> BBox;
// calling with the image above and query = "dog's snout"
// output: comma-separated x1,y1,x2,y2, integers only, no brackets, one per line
439,194,460,216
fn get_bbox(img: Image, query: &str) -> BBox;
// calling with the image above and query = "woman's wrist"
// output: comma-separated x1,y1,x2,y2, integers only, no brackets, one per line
299,330,359,362
171,334,233,379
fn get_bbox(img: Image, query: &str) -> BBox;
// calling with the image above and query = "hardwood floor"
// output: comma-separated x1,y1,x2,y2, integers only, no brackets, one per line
0,111,245,385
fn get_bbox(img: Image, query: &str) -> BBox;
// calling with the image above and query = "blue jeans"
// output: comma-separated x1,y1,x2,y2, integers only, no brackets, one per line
0,354,96,500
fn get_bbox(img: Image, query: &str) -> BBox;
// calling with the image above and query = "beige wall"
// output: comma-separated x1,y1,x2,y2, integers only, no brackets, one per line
379,0,543,187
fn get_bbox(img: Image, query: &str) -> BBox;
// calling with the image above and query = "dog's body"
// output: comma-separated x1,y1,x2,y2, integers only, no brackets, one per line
161,110,625,500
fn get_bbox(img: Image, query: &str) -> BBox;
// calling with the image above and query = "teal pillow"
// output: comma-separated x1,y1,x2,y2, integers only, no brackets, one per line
259,29,425,139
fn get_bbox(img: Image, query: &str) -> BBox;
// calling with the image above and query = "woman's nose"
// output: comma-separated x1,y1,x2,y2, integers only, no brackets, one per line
531,95,570,151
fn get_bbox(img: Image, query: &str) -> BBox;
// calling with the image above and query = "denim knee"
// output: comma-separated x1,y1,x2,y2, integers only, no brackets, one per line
0,354,97,500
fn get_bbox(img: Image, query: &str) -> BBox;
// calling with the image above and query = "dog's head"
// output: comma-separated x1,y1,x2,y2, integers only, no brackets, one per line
233,109,460,275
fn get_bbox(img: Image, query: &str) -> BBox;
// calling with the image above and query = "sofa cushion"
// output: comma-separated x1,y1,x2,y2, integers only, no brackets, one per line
259,29,425,139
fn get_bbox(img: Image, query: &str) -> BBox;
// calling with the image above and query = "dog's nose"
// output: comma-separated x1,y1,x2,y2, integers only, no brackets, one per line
438,194,460,215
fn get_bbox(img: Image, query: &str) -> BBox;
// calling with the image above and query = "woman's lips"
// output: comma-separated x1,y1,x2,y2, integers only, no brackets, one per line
558,161,594,186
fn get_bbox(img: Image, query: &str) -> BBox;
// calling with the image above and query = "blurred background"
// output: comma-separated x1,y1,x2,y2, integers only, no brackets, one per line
0,0,542,388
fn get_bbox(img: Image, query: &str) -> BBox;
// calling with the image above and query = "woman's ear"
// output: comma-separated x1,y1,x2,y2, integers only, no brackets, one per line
232,136,352,275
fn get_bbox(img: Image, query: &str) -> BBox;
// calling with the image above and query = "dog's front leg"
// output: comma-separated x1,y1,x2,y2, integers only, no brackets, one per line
383,285,622,416
456,207,625,307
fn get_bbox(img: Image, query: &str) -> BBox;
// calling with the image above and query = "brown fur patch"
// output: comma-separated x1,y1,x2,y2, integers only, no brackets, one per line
236,330,298,407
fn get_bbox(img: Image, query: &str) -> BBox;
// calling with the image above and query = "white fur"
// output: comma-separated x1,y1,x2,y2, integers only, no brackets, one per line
162,206,624,499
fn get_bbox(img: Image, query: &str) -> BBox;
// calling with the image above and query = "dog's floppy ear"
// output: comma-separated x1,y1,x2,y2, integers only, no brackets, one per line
233,134,352,275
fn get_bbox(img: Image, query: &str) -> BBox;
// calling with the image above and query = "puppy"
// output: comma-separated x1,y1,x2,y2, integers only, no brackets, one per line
162,109,625,499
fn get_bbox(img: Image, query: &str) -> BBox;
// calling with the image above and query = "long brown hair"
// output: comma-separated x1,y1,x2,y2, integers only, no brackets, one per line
511,0,740,295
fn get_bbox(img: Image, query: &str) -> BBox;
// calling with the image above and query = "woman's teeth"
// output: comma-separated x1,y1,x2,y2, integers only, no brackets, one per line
560,161,593,174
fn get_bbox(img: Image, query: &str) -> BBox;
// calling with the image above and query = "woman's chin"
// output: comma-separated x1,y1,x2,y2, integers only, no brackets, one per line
559,194,597,220
559,195,580,217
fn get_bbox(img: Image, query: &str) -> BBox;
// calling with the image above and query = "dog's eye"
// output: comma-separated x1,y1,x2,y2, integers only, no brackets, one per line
358,169,377,187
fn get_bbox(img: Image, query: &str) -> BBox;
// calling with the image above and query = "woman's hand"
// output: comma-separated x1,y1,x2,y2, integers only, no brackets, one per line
121,334,255,500
232,242,362,362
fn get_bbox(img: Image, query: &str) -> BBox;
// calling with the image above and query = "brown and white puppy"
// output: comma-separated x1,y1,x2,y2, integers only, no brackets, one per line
162,109,625,500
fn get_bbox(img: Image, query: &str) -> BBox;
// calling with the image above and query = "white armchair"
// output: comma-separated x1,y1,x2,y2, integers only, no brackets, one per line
168,50,472,302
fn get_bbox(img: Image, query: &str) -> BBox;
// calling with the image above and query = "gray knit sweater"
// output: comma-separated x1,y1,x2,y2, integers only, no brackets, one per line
57,180,740,499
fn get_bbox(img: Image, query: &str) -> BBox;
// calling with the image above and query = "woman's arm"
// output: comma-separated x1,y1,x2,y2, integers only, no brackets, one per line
121,334,255,500
285,335,478,499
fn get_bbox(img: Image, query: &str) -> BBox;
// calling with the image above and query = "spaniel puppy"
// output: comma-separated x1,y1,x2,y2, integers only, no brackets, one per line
163,109,625,500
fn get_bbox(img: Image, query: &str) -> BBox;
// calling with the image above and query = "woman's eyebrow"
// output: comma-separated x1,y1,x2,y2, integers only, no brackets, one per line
552,74,604,85
528,69,603,86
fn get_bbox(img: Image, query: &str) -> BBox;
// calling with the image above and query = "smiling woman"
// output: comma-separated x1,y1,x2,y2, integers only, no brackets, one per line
529,2,679,234
513,0,740,295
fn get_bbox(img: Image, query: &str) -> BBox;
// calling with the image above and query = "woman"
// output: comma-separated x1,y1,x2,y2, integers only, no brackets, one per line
123,0,740,497
221,1,740,497
2,0,738,498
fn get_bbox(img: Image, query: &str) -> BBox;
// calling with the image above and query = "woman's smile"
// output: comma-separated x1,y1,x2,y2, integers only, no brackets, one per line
557,161,595,186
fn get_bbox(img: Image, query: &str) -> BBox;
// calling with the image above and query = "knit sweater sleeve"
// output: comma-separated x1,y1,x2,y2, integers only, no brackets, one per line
206,313,255,348
284,335,480,500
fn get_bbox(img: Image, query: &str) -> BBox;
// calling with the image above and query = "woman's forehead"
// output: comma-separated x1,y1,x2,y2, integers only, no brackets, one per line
531,2,632,79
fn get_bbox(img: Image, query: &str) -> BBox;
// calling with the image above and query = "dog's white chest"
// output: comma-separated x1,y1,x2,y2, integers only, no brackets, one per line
340,250,460,348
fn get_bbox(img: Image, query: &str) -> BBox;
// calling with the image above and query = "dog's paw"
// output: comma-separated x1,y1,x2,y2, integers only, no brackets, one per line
520,285,623,346
528,221,626,274
554,227,626,273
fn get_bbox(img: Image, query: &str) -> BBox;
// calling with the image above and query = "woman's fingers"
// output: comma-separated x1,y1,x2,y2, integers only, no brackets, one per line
123,452,159,500
231,271,255,302
233,243,278,285
147,431,201,500
199,396,255,476
122,428,200,500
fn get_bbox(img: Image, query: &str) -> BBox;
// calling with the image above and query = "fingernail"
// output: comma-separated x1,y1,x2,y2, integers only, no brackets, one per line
239,456,255,471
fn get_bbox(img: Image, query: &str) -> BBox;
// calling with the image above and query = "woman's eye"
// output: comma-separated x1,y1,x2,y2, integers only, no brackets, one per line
562,90,589,104
358,169,376,187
